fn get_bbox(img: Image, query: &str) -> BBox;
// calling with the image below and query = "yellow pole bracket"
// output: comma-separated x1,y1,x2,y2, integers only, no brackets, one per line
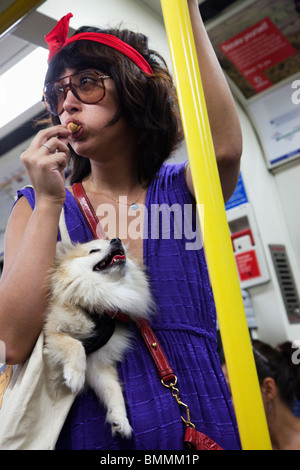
160,0,272,450
0,0,45,37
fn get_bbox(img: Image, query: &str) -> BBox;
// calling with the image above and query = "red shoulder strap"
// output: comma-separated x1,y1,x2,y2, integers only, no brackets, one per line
72,182,107,240
136,318,175,383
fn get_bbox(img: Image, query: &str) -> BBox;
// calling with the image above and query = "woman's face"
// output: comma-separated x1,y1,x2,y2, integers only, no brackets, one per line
58,68,134,159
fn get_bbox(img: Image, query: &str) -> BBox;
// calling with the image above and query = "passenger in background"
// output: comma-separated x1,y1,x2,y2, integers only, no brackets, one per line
276,341,300,418
222,339,300,450
252,340,300,450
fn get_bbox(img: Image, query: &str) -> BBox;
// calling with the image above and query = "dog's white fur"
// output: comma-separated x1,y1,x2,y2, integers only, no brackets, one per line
44,238,153,439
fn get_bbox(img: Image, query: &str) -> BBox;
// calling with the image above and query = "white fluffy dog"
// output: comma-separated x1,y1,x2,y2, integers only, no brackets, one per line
44,237,153,439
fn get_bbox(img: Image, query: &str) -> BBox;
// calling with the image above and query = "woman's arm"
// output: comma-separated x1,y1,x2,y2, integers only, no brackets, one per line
185,0,242,202
0,198,63,364
0,126,71,364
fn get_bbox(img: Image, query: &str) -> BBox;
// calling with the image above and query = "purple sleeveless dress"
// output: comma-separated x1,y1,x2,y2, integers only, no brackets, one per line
15,162,240,450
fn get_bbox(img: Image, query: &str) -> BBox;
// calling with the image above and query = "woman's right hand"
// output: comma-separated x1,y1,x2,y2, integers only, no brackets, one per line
20,125,72,206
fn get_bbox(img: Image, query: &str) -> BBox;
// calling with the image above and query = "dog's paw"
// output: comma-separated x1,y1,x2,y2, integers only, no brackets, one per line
63,363,86,394
106,410,132,439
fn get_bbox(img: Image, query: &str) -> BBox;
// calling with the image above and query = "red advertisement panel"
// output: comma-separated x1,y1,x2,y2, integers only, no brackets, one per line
219,17,297,93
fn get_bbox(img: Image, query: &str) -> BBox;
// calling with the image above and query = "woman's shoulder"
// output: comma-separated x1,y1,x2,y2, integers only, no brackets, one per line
154,161,188,188
147,160,192,207
159,160,187,177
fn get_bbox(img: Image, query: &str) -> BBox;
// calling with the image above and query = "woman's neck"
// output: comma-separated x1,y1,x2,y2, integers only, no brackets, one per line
84,116,141,194
84,155,144,199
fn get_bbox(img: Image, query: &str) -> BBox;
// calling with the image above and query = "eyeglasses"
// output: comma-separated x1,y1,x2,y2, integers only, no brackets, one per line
42,69,111,116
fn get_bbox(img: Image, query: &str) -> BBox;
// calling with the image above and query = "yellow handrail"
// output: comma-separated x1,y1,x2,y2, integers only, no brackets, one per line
160,0,272,450
0,0,44,37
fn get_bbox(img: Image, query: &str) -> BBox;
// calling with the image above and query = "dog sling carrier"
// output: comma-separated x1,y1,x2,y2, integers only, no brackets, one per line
71,181,223,451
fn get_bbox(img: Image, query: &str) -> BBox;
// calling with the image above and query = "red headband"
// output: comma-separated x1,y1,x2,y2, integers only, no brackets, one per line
45,13,153,74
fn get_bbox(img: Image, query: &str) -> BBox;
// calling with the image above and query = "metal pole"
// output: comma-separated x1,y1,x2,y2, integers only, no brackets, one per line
160,0,272,450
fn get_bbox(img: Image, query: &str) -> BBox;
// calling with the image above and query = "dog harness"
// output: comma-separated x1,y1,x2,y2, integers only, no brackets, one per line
80,310,116,355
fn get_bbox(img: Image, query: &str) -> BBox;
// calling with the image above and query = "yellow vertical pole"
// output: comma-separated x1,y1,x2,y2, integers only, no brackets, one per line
160,0,272,450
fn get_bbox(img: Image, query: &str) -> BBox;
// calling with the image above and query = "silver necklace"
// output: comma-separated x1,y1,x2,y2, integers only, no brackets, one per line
90,182,144,210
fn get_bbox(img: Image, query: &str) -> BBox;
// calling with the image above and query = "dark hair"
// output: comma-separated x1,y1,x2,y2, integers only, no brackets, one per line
44,26,183,184
252,340,300,409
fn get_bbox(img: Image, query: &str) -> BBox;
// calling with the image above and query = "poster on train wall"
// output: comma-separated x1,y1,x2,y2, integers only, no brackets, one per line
247,78,300,167
207,0,300,168
207,0,300,99
218,17,297,95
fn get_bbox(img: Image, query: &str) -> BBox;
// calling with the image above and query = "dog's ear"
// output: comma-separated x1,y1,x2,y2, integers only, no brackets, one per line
55,240,74,258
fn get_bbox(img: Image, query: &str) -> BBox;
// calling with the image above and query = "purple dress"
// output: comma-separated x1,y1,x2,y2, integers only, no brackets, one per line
15,162,240,450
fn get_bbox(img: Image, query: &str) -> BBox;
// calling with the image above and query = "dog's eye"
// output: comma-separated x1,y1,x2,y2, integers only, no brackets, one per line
89,248,101,254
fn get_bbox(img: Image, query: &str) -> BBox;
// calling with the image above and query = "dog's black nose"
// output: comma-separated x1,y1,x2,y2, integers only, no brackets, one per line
110,238,121,245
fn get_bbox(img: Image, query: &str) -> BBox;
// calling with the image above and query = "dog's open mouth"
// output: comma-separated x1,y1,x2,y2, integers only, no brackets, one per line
93,249,126,271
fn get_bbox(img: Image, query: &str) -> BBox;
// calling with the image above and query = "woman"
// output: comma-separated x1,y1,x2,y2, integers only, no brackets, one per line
252,340,300,450
0,0,242,450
